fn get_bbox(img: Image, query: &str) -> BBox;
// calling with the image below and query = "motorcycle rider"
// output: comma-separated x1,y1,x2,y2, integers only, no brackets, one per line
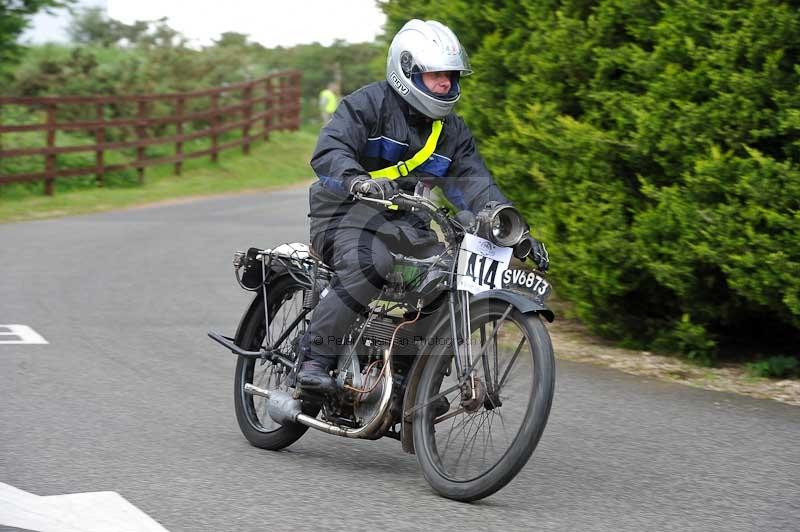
297,19,549,395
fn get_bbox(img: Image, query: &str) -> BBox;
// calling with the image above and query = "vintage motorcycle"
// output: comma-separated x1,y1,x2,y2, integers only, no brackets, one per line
208,191,555,501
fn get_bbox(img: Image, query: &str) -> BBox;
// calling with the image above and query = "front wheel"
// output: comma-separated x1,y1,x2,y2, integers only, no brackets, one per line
413,299,555,501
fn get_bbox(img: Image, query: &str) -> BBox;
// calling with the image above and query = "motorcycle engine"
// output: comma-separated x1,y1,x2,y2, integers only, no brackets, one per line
335,313,422,424
360,313,420,359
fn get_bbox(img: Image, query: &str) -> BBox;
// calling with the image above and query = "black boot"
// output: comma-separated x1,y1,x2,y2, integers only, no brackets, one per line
297,359,337,396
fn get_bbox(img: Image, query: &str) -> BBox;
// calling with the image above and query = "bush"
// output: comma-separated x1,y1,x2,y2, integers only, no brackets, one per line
747,355,800,379
382,0,800,358
652,313,717,366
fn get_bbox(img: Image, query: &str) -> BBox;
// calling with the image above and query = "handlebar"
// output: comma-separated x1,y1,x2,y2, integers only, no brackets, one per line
352,182,424,211
354,189,540,267
354,190,436,214
354,191,457,246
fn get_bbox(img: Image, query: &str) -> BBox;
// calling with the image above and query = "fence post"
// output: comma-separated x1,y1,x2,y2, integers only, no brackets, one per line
175,97,184,176
279,75,288,130
242,83,253,155
263,77,273,141
44,104,56,196
291,71,301,130
95,102,105,187
210,92,219,163
136,99,147,184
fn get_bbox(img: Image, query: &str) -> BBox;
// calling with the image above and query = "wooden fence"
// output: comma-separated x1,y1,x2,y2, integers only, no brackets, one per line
0,70,301,195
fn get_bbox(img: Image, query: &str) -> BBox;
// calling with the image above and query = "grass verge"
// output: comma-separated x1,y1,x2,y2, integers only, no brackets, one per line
0,127,318,224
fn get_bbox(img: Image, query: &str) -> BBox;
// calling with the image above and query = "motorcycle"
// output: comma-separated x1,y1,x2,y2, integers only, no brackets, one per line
208,191,555,501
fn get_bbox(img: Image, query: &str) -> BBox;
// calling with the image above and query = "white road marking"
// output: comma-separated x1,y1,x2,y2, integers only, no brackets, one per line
0,325,48,345
0,483,169,532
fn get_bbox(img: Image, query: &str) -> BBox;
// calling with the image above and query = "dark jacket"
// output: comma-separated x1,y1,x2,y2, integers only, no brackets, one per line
308,80,509,247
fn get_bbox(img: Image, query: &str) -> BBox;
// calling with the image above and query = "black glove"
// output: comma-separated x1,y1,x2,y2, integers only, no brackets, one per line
349,176,399,199
515,235,550,272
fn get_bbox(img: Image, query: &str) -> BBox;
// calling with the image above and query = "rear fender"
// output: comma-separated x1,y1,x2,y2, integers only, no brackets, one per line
234,273,297,345
234,292,265,346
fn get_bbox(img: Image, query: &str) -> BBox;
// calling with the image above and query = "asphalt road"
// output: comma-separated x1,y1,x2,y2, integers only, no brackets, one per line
1,187,798,532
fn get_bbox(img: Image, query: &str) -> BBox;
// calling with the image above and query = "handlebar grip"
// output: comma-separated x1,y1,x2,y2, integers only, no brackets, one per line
390,196,416,211
513,236,533,260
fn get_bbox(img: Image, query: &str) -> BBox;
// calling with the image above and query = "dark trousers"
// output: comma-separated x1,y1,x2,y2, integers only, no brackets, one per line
299,227,441,364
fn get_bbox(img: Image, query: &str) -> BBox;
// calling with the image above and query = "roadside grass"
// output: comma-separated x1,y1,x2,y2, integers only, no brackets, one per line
0,127,319,224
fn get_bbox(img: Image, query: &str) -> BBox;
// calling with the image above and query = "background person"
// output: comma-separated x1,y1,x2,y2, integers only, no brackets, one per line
318,82,339,123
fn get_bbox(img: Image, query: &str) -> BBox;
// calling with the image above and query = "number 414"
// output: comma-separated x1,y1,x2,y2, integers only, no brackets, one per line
466,254,499,289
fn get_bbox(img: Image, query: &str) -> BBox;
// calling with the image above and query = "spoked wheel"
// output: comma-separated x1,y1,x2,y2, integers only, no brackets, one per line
234,275,319,450
413,299,555,501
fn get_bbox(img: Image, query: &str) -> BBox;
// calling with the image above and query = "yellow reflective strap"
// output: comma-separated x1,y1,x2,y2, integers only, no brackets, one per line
368,120,443,180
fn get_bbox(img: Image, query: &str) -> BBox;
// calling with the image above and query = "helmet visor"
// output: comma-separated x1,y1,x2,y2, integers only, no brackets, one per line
413,46,472,76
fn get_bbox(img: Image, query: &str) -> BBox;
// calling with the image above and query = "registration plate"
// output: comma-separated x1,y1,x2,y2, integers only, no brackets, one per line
500,269,552,301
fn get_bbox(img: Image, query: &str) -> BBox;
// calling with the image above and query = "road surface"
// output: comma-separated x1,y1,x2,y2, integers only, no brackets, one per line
1,187,798,531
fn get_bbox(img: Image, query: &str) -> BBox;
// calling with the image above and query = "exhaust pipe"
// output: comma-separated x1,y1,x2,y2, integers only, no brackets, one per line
243,349,394,439
243,384,301,426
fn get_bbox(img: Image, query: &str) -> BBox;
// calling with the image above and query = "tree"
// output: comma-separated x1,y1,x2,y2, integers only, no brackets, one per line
66,5,119,46
214,31,250,48
0,0,67,79
136,18,186,48
67,7,171,48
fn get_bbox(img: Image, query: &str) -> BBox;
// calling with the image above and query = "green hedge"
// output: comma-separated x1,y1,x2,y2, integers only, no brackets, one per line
383,0,800,361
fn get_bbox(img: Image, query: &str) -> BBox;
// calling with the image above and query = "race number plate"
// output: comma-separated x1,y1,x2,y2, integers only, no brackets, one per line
456,234,513,294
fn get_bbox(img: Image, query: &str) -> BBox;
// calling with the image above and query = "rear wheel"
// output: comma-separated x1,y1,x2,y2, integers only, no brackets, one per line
413,299,555,501
234,275,318,450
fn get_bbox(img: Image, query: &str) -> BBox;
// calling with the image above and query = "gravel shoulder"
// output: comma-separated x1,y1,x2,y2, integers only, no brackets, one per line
548,317,800,407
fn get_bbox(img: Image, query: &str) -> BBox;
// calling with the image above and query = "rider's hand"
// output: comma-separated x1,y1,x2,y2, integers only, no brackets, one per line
349,176,399,200
515,235,550,272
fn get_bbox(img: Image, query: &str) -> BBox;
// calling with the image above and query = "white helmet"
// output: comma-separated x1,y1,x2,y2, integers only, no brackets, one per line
386,19,472,119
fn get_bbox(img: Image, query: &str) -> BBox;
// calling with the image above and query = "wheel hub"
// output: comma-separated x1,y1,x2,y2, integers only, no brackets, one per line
460,377,486,413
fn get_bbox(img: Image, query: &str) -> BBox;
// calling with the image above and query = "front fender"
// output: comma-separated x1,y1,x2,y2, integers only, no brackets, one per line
470,289,554,322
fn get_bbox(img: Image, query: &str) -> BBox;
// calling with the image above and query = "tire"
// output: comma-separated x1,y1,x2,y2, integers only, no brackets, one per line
234,275,319,450
413,298,555,501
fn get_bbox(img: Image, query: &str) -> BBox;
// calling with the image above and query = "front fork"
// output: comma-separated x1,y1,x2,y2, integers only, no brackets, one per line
448,288,478,402
448,289,516,408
